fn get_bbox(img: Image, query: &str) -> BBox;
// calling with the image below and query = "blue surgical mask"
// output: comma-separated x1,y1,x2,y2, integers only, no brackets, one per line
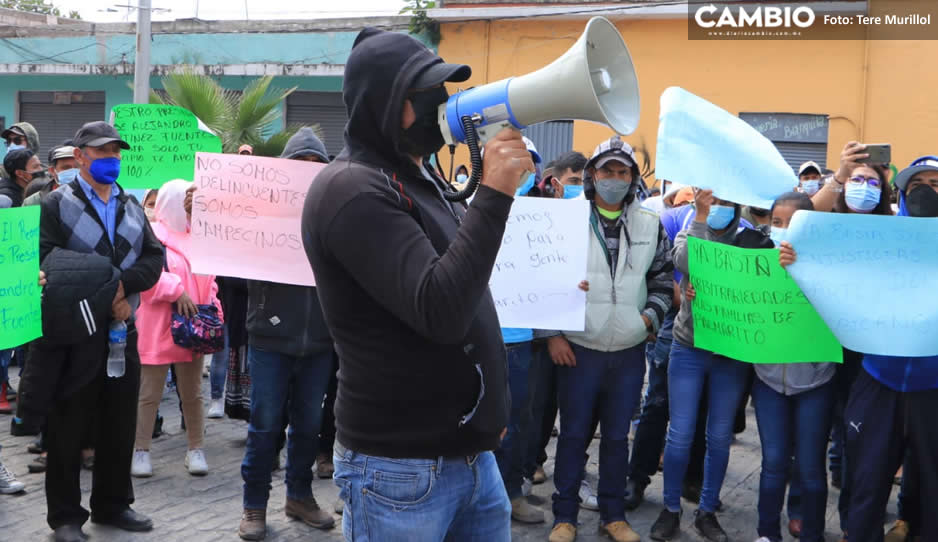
706,204,735,230
456,173,468,184
594,179,630,204
87,156,121,185
6,143,25,151
563,184,584,199
844,183,880,213
56,168,79,185
515,173,536,197
769,226,787,246
800,180,819,196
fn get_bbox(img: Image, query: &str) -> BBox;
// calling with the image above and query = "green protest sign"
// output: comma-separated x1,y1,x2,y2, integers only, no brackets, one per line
0,206,42,349
687,236,842,364
111,104,222,189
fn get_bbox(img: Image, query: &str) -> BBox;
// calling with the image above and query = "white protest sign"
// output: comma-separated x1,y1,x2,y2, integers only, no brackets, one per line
490,197,590,330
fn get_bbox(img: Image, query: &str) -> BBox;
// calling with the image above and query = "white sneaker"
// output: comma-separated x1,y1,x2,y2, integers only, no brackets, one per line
754,538,773,542
579,479,599,511
185,449,209,476
522,477,533,497
0,462,25,494
131,450,152,478
207,399,224,419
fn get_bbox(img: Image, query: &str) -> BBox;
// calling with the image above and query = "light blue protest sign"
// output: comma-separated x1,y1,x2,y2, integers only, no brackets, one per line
655,87,798,209
785,211,938,357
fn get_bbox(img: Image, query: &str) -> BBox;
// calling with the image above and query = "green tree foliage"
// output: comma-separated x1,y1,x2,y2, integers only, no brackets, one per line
150,70,319,157
1,0,81,19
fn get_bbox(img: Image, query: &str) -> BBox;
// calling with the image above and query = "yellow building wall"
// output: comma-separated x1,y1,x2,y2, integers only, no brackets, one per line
438,18,938,185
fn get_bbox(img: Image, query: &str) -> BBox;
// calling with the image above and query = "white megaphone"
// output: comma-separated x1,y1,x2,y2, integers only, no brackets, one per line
439,16,640,201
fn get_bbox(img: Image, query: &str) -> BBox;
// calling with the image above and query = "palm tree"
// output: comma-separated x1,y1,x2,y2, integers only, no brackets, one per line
150,69,322,157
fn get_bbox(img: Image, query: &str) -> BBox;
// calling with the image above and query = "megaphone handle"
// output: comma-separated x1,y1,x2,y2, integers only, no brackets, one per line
444,116,484,202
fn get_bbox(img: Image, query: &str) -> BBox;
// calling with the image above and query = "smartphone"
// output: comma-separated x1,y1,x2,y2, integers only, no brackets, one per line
859,143,891,165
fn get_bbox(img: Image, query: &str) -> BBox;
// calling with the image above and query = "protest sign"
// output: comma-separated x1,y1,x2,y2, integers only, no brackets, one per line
688,236,841,363
655,87,798,209
187,153,324,286
786,211,938,356
490,197,589,330
112,104,222,189
0,207,42,349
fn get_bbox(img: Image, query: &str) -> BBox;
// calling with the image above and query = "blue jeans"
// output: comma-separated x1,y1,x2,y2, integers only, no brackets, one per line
552,342,646,525
333,442,510,542
241,346,333,509
524,344,556,479
628,349,671,486
494,341,533,499
210,326,230,400
663,342,750,513
0,349,10,388
752,378,835,542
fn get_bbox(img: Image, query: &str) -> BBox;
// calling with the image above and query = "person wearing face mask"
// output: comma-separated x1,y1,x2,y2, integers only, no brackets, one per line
1,148,46,207
22,145,80,207
778,161,938,542
142,188,158,222
749,191,838,542
132,179,222,480
546,151,588,200
543,136,674,542
302,26,533,542
238,127,338,540
455,164,470,185
797,161,823,196
31,121,163,542
650,189,773,542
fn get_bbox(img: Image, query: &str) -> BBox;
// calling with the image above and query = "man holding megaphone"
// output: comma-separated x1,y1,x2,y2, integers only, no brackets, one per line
302,27,534,541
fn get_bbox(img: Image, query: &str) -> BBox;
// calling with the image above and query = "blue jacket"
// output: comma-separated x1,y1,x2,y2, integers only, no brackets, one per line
862,354,938,392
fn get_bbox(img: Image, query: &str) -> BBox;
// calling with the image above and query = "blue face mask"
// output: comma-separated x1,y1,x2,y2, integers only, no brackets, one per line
6,143,25,151
86,156,121,185
769,226,787,246
800,180,820,196
456,173,468,184
563,184,584,199
56,168,79,185
515,173,536,197
706,204,735,230
844,183,880,213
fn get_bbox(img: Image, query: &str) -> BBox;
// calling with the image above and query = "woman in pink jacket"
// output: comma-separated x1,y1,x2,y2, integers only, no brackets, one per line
131,179,222,478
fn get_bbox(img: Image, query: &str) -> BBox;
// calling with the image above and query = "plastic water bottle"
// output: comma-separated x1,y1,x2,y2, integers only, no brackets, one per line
107,320,127,378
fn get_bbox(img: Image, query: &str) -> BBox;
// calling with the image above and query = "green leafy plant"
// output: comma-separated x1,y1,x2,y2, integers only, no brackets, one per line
1,0,81,19
400,0,440,45
149,69,314,157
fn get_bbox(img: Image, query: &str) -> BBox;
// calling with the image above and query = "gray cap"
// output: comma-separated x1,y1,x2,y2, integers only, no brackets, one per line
73,121,130,150
587,136,636,170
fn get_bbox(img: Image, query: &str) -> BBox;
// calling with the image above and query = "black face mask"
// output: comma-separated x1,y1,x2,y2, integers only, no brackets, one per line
31,170,47,181
400,86,449,158
906,184,938,217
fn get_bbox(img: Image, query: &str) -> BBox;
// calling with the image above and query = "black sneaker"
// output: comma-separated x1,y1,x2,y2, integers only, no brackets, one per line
650,508,681,541
624,479,646,510
693,510,728,542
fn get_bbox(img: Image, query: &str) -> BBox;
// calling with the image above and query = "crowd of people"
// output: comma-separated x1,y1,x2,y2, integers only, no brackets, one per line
0,25,935,542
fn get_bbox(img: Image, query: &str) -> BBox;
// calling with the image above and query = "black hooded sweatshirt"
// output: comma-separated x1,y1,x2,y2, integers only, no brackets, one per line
301,28,511,459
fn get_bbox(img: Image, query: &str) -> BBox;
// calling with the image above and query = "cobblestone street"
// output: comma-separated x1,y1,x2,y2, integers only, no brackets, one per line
0,373,898,542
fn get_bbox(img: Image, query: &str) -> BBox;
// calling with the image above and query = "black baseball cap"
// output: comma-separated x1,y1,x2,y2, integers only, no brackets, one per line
412,59,471,90
73,121,130,150
1,126,25,140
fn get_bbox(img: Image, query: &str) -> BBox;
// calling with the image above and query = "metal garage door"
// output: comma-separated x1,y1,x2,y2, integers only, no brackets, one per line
285,92,348,158
739,112,829,174
523,120,574,167
20,91,106,163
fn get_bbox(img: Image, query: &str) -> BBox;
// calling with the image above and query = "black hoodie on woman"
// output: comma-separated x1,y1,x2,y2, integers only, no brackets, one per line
301,28,511,459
